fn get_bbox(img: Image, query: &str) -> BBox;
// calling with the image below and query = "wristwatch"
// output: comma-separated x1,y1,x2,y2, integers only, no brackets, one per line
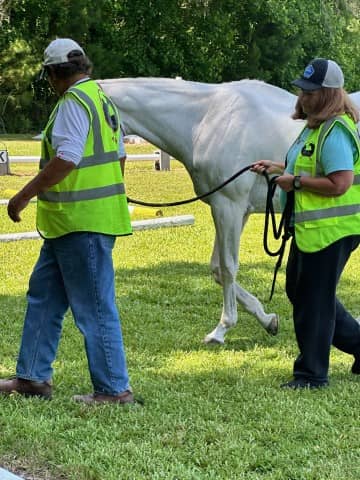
293,175,302,191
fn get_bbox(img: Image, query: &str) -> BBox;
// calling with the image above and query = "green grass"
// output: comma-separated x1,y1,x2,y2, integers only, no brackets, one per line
1,157,360,479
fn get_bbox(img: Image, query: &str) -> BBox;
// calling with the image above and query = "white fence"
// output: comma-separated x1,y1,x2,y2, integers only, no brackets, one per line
9,154,156,163
7,150,172,170
0,215,195,242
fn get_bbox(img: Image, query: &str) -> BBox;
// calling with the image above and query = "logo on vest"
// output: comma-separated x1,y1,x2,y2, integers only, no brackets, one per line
301,142,315,157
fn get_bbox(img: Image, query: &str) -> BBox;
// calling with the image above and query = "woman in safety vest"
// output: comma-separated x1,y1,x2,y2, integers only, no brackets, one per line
252,58,360,389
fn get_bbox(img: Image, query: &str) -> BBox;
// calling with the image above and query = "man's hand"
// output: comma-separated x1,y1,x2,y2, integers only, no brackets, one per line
7,192,30,222
119,155,126,177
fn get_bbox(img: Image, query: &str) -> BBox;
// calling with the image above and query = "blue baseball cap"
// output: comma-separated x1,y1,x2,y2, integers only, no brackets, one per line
292,58,344,91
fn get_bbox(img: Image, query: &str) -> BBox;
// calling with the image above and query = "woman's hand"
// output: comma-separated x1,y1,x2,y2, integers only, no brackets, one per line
251,160,285,175
275,173,296,192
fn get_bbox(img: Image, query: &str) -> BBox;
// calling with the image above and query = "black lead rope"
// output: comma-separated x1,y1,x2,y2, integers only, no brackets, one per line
127,164,292,301
263,172,294,300
127,164,254,207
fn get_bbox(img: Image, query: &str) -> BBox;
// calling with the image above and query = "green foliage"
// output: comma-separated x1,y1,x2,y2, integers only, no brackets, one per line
0,37,42,132
0,0,359,132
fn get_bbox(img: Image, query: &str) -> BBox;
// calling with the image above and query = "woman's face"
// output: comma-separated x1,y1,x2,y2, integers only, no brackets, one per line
298,89,322,115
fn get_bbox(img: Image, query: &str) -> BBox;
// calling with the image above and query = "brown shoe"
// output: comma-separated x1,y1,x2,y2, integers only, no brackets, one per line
72,390,136,405
0,377,52,399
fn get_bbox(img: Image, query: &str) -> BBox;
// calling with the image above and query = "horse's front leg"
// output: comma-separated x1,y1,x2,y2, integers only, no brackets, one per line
204,200,242,344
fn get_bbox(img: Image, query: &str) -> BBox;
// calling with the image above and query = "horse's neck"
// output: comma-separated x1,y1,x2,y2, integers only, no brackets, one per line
101,79,212,167
122,107,194,162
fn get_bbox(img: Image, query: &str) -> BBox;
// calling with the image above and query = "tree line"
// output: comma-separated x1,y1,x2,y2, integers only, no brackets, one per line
0,0,359,133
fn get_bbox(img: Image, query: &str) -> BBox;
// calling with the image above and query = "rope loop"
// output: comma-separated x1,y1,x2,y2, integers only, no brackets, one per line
262,171,294,300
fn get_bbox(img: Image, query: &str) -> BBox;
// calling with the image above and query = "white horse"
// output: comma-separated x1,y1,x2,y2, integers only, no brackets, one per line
99,77,358,344
350,92,360,111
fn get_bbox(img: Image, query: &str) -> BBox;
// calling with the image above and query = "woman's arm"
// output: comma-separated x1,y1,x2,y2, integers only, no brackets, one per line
276,170,354,195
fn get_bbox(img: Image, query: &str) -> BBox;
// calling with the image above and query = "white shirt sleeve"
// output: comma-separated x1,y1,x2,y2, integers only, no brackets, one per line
52,98,90,166
52,95,125,165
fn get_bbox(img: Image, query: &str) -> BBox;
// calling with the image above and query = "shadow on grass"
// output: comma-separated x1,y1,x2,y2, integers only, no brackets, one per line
114,258,294,354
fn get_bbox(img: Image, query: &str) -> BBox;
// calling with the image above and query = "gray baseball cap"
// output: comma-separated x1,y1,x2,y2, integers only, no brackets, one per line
43,38,85,66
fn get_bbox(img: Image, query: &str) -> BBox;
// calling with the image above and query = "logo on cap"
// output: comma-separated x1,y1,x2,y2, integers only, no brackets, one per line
303,65,315,79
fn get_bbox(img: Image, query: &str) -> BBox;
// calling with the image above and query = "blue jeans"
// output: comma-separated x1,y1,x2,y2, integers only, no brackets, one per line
16,232,130,395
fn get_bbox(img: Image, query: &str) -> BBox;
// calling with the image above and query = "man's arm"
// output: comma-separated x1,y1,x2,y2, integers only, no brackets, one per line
119,128,127,176
119,155,126,177
7,157,75,222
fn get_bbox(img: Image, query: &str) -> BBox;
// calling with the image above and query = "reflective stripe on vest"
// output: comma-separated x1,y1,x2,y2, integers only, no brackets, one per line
294,114,360,253
38,183,125,203
296,200,360,223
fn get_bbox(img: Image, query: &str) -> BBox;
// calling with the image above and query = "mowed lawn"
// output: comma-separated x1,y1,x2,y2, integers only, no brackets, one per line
0,137,360,480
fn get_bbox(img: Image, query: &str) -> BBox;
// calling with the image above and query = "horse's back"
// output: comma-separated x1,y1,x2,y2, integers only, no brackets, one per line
192,80,302,170
100,76,303,177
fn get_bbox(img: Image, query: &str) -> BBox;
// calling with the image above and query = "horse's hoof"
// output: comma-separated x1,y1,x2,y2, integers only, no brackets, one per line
266,315,279,336
203,334,224,345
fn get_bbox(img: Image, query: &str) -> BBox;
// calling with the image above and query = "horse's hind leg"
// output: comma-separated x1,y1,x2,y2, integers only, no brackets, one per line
204,236,231,344
234,284,279,335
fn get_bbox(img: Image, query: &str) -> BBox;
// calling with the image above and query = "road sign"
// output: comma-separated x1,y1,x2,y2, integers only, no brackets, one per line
0,150,9,163
0,145,10,174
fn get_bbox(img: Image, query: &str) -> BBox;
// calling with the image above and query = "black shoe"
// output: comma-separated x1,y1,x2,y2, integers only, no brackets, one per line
351,356,360,374
280,379,328,390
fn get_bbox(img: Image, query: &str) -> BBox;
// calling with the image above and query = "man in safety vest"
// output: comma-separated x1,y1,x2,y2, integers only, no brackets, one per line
0,38,139,404
252,58,360,389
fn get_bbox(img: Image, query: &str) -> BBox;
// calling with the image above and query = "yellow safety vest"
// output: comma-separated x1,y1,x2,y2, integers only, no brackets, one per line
37,79,132,239
294,114,360,252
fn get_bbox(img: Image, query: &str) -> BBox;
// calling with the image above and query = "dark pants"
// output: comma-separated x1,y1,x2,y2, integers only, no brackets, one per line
286,235,360,384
